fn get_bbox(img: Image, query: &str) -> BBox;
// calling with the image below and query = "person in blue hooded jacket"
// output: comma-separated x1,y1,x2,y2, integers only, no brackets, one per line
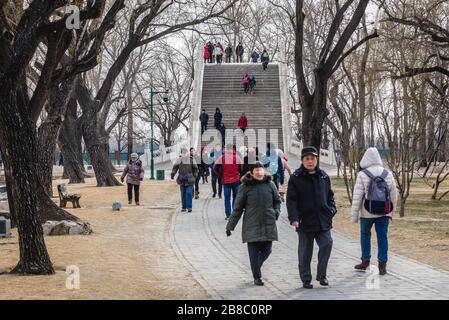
262,143,284,190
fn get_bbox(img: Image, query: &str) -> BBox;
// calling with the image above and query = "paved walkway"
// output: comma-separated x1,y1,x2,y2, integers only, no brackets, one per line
170,186,449,300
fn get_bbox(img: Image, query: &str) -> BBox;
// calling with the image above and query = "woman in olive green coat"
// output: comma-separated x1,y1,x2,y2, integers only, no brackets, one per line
226,162,281,286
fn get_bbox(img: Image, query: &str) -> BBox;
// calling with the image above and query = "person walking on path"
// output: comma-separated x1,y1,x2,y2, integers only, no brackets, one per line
210,143,224,198
277,149,292,202
236,42,244,63
351,147,397,276
208,41,214,63
121,153,144,206
203,43,210,63
200,146,210,184
226,162,281,286
214,144,243,219
251,50,260,63
171,148,198,213
214,107,223,129
261,49,270,70
200,109,209,134
58,153,64,166
262,143,284,189
286,146,337,289
190,147,203,200
242,147,259,176
242,73,250,94
219,123,226,147
238,112,248,133
225,44,233,63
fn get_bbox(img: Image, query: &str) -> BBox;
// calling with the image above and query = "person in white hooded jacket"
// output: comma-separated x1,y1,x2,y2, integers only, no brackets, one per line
351,147,398,275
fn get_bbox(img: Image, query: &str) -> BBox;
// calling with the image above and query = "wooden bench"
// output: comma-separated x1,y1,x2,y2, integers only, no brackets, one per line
57,184,81,208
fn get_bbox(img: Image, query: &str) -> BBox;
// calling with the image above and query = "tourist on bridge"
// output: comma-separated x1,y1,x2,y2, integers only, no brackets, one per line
203,43,210,63
248,75,257,94
199,109,209,134
262,143,284,189
242,73,250,94
121,153,144,206
351,147,397,276
226,161,281,286
238,112,248,133
236,42,244,63
225,44,233,63
213,144,243,220
286,146,337,289
210,143,224,199
207,41,214,63
171,148,198,213
214,43,224,64
261,49,270,70
214,108,223,129
251,50,260,63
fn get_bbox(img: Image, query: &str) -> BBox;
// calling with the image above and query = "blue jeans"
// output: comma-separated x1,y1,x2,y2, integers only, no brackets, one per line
224,182,240,217
180,185,193,210
360,217,390,263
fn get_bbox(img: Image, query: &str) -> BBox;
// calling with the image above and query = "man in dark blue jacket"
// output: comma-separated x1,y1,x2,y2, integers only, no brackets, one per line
286,146,337,289
199,109,209,134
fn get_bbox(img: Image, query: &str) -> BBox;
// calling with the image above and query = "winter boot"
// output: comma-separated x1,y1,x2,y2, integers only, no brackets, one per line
378,262,387,275
354,260,370,271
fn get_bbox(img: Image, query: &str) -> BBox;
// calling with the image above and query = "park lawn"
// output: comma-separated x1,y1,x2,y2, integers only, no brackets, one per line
331,177,449,272
0,178,208,300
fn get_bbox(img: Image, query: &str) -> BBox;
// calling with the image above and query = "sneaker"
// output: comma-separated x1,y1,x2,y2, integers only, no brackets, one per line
181,209,186,212
128,201,132,205
212,193,216,198
254,279,264,286
188,209,192,213
225,217,229,220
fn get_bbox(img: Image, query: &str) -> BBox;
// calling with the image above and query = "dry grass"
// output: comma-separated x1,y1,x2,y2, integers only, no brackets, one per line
331,177,449,272
0,178,208,300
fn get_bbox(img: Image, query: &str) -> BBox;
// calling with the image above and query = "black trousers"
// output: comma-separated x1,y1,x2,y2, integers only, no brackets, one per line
127,183,140,202
211,171,223,196
194,175,200,195
201,123,207,134
237,55,243,63
297,229,333,283
248,241,272,280
225,55,231,63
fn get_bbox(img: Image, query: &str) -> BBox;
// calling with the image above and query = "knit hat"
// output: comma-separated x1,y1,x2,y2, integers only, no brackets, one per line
131,153,139,159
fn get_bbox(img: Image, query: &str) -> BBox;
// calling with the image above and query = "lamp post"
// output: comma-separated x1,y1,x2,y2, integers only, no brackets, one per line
149,88,169,180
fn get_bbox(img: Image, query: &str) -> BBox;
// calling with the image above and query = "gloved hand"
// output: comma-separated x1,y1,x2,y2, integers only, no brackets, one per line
170,173,175,180
120,177,124,183
226,230,231,237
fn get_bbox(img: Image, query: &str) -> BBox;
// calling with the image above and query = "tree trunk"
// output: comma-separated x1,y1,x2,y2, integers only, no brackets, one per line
58,98,87,184
301,77,329,150
0,83,54,275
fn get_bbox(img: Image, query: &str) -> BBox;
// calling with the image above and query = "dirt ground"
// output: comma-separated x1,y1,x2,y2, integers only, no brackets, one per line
331,177,449,272
0,178,208,300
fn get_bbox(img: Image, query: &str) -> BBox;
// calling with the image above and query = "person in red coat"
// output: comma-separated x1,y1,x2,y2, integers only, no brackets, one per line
213,144,243,219
203,43,210,63
238,112,248,133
